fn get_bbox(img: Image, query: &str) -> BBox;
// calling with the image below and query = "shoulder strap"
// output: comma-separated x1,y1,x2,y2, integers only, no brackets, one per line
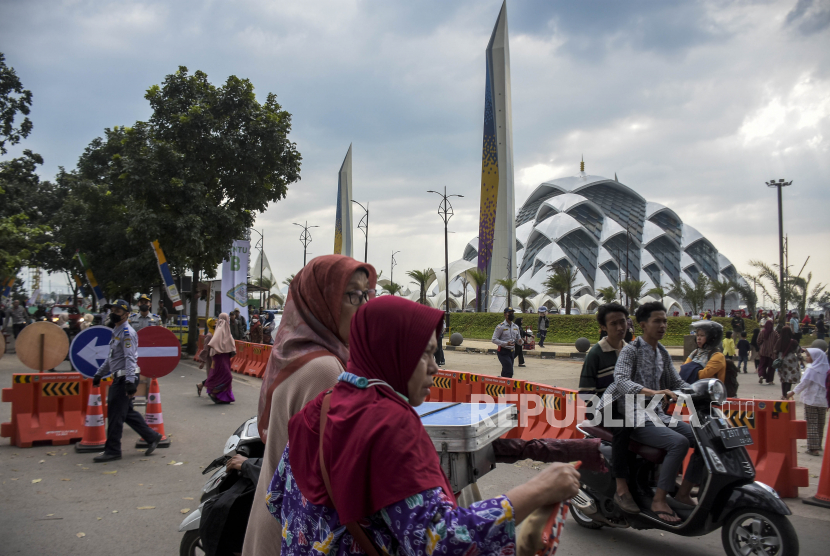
319,392,382,556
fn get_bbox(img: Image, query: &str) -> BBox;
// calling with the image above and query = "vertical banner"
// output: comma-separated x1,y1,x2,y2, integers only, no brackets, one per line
1,277,15,303
76,252,106,303
151,241,183,310
221,240,250,315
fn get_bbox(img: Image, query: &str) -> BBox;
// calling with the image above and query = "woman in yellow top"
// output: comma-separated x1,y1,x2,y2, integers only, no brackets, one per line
684,321,726,382
722,330,736,360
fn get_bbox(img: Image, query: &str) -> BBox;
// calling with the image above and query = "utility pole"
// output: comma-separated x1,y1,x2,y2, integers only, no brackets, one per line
293,221,318,267
352,200,369,263
766,178,792,323
390,250,400,289
428,186,464,332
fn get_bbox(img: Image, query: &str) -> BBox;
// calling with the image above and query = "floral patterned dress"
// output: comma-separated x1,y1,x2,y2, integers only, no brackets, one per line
777,350,802,384
266,445,517,556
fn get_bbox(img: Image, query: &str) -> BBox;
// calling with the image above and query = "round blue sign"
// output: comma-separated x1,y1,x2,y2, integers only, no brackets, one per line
69,325,114,378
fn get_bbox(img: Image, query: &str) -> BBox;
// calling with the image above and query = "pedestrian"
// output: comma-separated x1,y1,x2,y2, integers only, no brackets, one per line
250,313,263,344
817,315,826,341
229,311,241,340
90,299,162,462
731,312,744,338
790,312,802,343
128,294,159,331
199,313,236,404
266,296,580,556
514,317,527,367
262,312,275,345
235,308,247,337
434,328,446,367
737,331,751,373
722,330,736,361
492,307,522,378
787,348,828,455
243,255,377,556
757,320,779,385
6,299,30,338
775,325,802,399
158,300,169,325
750,327,761,372
196,317,216,395
537,306,549,348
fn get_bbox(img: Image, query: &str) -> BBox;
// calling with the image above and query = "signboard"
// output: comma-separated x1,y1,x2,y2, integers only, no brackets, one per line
137,326,181,379
69,325,113,378
15,321,69,371
221,239,250,314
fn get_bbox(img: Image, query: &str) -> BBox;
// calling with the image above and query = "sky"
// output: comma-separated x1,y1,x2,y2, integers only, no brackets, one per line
2,0,829,293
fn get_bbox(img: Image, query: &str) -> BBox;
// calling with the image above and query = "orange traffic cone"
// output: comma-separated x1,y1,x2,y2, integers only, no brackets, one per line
804,424,830,508
75,385,107,452
135,378,171,449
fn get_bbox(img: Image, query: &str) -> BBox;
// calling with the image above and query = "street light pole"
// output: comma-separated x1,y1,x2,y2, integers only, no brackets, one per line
391,250,400,288
428,186,464,332
293,221,318,267
766,178,792,323
352,200,369,263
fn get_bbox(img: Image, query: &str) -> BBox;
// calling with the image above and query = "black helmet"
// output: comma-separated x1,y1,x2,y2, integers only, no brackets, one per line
691,320,723,350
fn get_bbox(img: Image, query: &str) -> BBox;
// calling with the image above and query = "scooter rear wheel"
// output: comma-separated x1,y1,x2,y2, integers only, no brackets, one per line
180,529,206,556
722,508,798,556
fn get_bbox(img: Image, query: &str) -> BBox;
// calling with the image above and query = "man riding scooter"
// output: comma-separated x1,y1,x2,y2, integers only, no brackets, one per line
596,302,703,523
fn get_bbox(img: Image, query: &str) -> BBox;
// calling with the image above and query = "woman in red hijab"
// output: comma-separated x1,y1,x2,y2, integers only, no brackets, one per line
243,255,377,556
757,319,779,385
265,296,580,556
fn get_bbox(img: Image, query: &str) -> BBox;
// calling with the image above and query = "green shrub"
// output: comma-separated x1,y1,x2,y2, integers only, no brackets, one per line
448,313,760,347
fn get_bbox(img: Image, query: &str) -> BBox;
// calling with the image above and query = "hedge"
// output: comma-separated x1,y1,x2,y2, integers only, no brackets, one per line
447,314,760,347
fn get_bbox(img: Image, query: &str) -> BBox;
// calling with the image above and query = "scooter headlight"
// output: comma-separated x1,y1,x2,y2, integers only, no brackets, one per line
708,380,726,404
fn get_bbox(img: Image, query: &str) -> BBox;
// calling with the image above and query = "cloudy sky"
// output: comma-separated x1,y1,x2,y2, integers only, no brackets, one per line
2,0,829,292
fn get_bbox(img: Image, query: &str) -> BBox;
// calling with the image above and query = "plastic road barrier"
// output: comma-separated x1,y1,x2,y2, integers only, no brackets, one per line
1,373,85,447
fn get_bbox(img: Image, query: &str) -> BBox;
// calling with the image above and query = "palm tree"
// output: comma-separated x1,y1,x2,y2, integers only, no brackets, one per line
513,286,538,312
381,282,403,296
708,278,735,312
468,269,488,312
459,276,471,311
790,271,828,318
495,277,518,309
749,260,791,311
646,285,667,306
596,286,619,304
268,292,284,308
282,274,295,288
670,275,709,314
732,276,758,318
406,269,434,305
544,273,567,312
544,265,583,314
619,279,646,314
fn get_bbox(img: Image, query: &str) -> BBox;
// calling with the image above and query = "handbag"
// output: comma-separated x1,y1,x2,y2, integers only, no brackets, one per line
772,357,783,369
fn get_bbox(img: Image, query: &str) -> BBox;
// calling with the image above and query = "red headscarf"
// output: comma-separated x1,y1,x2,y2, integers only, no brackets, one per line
257,255,377,441
288,296,454,523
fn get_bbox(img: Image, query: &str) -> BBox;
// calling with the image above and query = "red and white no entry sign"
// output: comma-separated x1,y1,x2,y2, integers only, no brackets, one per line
137,326,181,379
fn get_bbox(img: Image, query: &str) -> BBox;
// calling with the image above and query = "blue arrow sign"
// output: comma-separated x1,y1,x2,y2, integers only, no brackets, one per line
69,325,113,378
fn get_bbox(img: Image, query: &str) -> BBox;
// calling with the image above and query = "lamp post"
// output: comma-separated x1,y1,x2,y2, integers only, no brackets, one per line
766,178,792,323
428,186,464,332
352,200,369,263
250,228,265,309
293,221,318,267
390,250,400,289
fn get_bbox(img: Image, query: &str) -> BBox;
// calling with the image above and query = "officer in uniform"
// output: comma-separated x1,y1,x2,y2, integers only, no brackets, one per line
91,299,161,462
128,294,159,404
492,307,523,378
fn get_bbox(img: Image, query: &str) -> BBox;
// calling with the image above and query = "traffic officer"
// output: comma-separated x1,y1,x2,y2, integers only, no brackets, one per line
91,299,161,462
129,294,160,331
492,306,523,378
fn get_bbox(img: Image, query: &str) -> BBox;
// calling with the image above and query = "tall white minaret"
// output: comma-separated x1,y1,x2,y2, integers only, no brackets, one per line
333,144,354,257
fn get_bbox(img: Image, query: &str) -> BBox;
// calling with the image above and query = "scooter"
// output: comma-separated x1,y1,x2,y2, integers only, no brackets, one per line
179,416,265,556
573,378,799,556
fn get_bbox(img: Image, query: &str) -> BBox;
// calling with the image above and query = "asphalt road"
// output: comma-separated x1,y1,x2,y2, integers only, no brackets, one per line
1,351,829,555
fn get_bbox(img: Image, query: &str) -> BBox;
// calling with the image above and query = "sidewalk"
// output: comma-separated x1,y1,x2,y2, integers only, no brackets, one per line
446,337,688,361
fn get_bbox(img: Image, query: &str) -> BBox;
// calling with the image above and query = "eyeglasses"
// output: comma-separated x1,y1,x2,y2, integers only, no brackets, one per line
344,289,377,306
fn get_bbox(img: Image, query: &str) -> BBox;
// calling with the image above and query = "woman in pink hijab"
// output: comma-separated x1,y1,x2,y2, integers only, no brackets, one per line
203,313,237,404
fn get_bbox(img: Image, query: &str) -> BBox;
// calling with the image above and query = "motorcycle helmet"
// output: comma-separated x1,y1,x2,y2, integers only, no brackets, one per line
691,319,724,351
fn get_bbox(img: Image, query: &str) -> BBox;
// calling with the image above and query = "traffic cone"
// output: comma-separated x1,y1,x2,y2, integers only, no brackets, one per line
135,378,171,449
75,385,107,453
803,424,830,508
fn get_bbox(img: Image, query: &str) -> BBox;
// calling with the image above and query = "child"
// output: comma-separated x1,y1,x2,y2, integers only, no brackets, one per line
787,348,828,455
723,330,736,361
736,331,751,373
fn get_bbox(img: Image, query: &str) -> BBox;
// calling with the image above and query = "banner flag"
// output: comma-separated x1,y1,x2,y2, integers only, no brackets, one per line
151,240,183,310
221,240,250,314
76,251,106,302
1,277,14,301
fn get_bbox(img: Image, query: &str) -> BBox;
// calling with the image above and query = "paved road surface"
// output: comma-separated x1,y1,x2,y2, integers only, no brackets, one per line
1,351,828,555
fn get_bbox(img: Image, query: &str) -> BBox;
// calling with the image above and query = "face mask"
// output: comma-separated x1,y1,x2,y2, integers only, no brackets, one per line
507,314,514,322
106,312,121,328
139,305,149,312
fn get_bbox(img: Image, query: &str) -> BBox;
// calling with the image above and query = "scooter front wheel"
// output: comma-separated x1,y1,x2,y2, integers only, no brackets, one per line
722,508,798,556
180,529,205,556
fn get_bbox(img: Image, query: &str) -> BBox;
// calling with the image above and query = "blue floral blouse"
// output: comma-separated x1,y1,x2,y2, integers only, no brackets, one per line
266,445,517,556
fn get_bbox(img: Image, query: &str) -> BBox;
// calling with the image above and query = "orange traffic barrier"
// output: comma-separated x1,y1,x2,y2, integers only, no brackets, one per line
244,344,269,378
426,370,460,402
136,378,171,448
1,373,85,447
75,384,107,452
231,341,249,373
804,423,830,508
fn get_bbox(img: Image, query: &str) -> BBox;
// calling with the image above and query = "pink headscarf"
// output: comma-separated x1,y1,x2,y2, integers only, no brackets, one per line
208,313,236,354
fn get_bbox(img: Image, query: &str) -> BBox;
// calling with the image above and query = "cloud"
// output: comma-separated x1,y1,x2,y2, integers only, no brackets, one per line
785,0,830,35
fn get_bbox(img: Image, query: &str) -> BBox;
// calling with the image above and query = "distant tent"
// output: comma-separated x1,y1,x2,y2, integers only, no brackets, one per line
251,251,275,284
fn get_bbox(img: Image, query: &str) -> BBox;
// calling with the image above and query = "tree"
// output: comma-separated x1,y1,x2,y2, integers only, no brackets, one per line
544,272,567,312
646,286,667,306
619,279,646,314
749,260,791,313
381,282,403,296
544,265,583,314
282,274,295,288
670,275,709,314
0,53,33,155
459,275,471,312
468,269,487,312
732,277,758,318
495,277,518,309
708,278,735,312
513,286,538,312
790,272,827,318
596,286,619,304
406,269,434,305
113,67,302,354
268,292,284,308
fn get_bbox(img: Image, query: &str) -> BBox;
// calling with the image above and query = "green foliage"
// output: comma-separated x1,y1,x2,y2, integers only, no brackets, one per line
448,313,760,347
733,276,758,317
495,277,517,308
407,269,434,305
596,286,619,304
708,277,735,312
0,53,33,155
544,265,582,314
670,274,709,314
513,286,537,312
382,281,403,296
467,269,487,312
620,279,646,313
